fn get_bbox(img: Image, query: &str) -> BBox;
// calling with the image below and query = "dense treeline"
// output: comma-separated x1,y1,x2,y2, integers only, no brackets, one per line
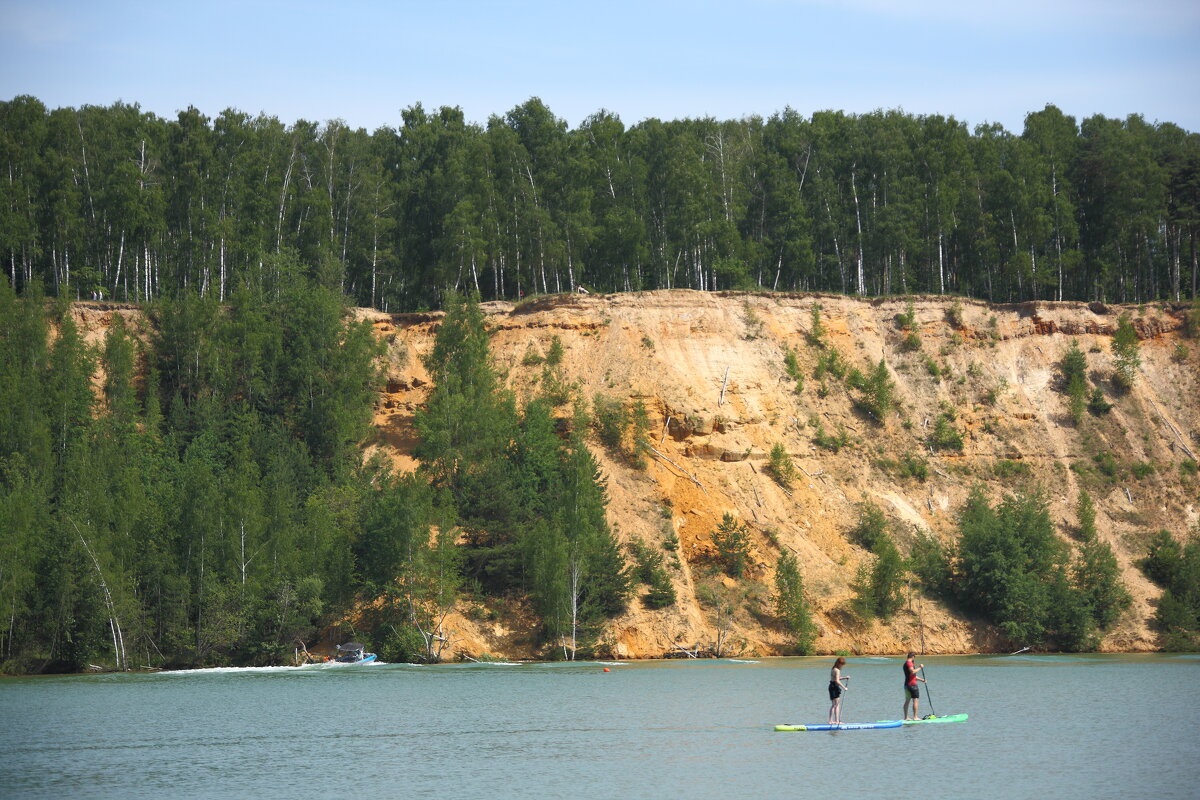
3,96,1198,310
0,281,628,672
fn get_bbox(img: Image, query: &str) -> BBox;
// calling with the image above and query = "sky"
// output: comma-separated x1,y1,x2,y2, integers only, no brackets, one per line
2,0,1198,134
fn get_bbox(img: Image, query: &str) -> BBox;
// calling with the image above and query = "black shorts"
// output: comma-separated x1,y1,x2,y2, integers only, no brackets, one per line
906,684,920,699
829,681,843,700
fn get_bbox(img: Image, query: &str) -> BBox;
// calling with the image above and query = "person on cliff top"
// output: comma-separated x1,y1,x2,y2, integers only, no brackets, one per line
828,656,849,724
903,652,927,720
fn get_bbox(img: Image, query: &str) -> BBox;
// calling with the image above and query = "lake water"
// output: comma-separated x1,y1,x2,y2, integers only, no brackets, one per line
2,654,1198,799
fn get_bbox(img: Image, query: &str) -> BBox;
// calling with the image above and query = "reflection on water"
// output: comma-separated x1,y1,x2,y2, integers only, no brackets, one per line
2,654,1198,799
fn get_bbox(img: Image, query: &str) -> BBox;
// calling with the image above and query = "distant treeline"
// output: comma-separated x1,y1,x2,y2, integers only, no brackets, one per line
2,96,1197,309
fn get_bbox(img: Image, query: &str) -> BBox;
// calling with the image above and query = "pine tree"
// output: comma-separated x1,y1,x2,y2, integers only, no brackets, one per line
774,550,816,654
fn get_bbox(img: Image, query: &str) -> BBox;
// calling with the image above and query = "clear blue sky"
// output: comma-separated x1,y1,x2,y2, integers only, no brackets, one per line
2,0,1198,133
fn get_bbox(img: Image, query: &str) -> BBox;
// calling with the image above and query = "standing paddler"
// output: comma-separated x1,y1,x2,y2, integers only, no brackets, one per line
903,652,927,720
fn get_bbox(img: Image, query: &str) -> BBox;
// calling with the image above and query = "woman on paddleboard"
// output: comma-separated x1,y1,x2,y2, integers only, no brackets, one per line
828,657,849,724
903,652,926,720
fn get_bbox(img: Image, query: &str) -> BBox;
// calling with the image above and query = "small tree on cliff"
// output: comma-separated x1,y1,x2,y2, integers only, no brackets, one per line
712,513,752,579
1111,313,1141,391
775,550,816,654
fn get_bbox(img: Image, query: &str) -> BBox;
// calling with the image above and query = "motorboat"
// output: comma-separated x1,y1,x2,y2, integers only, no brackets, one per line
331,642,377,664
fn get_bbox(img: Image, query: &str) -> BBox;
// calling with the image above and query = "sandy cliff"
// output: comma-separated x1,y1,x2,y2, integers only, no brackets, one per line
357,291,1198,658
69,292,1199,658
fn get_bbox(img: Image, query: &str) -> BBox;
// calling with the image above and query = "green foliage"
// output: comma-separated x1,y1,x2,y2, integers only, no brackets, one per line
766,442,796,487
813,347,846,381
1172,342,1189,363
1138,528,1200,650
896,299,917,331
1111,313,1141,391
712,513,752,579
774,551,816,654
877,453,929,481
1093,451,1120,479
812,422,850,452
1076,490,1097,541
849,502,889,551
783,346,804,393
946,486,1121,650
1139,530,1183,588
1074,533,1131,633
850,533,906,621
909,534,951,597
854,359,896,422
1186,298,1200,339
947,299,964,328
929,413,964,451
1088,387,1113,415
545,335,564,366
808,303,826,345
993,459,1031,480
629,400,653,469
629,538,676,609
1130,461,1155,479
1,97,1197,313
521,345,545,366
900,332,922,352
741,302,765,339
593,393,629,451
1060,339,1089,425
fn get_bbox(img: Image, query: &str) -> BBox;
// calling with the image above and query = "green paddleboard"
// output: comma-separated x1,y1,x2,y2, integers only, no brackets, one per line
883,713,969,725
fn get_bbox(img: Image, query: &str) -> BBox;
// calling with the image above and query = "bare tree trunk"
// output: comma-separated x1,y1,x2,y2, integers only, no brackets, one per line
851,165,865,294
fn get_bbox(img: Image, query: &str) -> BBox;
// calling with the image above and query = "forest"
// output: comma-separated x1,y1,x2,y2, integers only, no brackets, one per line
0,279,633,672
2,96,1198,310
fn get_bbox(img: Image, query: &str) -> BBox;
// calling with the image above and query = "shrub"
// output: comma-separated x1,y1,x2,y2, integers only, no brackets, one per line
878,452,928,481
814,348,846,381
930,414,964,451
767,442,797,486
1093,451,1120,479
855,359,896,422
712,513,752,579
1088,388,1113,415
629,538,676,609
1130,462,1155,480
521,345,545,366
993,459,1030,479
593,393,628,450
783,347,804,393
546,335,564,366
946,299,964,328
1180,459,1198,477
900,332,922,352
850,503,889,551
808,303,826,344
813,423,850,452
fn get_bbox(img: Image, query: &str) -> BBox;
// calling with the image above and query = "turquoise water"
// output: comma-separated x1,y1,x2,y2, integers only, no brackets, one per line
2,654,1198,799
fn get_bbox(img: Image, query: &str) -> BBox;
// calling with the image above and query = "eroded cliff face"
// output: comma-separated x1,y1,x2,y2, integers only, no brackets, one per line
69,292,1197,657
358,291,1198,658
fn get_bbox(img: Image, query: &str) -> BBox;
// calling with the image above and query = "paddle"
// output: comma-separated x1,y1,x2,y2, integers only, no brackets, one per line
919,666,936,717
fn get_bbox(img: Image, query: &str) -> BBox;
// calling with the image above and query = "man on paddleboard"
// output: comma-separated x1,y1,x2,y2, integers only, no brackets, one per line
903,652,926,720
